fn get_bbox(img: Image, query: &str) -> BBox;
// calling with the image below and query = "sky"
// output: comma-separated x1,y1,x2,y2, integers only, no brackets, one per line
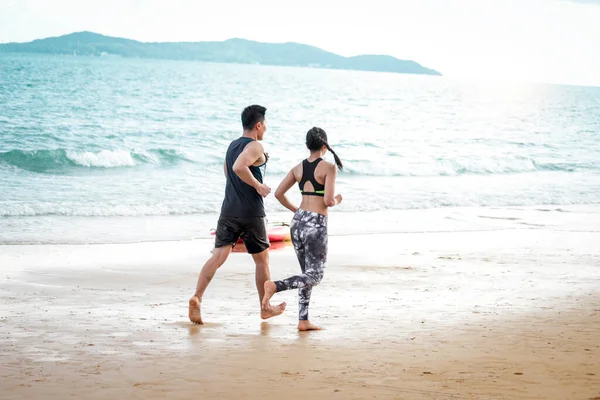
1,0,600,86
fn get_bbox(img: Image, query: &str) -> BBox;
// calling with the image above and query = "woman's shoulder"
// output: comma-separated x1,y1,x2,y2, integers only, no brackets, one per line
290,161,303,176
319,159,336,170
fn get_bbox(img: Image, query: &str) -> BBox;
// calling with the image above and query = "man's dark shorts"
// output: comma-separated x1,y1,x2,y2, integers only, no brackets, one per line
214,216,270,254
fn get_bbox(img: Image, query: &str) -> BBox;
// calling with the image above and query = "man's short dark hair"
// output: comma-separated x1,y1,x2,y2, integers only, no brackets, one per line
241,105,267,131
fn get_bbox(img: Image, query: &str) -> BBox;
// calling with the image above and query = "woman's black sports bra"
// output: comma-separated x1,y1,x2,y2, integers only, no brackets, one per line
299,158,325,197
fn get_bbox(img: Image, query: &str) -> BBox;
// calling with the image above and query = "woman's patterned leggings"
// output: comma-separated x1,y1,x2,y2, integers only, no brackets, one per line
273,209,328,321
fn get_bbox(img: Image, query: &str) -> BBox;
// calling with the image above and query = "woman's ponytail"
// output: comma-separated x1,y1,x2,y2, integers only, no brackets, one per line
324,142,343,170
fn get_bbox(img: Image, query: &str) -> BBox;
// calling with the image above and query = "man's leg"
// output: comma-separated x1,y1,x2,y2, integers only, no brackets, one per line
251,249,286,319
189,246,232,324
252,248,270,304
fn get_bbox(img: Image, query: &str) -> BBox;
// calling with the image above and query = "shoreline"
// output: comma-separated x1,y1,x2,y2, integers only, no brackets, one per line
1,203,599,246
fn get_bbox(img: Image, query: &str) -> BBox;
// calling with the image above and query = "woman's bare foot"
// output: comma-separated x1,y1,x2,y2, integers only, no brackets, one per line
188,296,203,324
298,320,320,331
261,281,277,311
260,301,287,319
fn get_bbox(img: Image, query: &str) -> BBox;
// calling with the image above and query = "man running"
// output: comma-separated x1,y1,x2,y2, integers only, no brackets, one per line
189,105,286,324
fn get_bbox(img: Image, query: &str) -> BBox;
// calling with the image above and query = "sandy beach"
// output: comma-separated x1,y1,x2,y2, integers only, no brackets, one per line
1,207,599,399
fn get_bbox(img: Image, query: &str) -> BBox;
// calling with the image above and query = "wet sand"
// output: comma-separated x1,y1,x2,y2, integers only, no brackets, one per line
1,210,600,399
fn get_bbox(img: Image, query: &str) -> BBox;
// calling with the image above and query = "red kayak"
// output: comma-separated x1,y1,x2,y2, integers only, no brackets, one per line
210,223,291,243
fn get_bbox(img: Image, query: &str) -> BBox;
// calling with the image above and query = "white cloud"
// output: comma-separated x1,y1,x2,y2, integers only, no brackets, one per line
563,0,600,4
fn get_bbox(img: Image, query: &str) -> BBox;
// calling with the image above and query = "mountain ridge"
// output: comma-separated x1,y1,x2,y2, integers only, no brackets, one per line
0,31,442,76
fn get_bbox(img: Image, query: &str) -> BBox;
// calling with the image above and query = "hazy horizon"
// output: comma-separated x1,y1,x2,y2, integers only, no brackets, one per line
1,0,600,86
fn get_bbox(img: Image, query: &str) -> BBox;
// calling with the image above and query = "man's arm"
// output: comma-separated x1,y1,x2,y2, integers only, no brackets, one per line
232,142,271,197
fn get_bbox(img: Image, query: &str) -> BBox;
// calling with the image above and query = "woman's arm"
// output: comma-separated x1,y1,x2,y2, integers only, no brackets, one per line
323,164,341,207
275,169,299,213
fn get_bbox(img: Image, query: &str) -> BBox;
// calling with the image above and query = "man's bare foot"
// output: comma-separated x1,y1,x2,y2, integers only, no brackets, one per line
298,320,320,331
260,301,287,319
189,296,203,324
261,281,277,311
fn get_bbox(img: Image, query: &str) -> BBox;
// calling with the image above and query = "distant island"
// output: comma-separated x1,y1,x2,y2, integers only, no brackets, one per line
0,31,442,76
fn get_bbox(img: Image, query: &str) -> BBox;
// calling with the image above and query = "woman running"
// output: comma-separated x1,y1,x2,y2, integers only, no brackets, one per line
262,127,343,331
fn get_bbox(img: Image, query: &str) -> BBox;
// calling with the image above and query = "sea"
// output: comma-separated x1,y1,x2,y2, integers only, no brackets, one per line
1,53,599,244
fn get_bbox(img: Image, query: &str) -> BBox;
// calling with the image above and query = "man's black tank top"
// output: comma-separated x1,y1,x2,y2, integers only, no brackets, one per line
220,137,266,218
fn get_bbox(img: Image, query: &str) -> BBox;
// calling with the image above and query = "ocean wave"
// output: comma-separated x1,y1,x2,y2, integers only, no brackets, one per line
2,192,599,218
340,156,598,177
252,153,599,176
65,149,136,168
1,148,597,176
0,148,194,172
0,202,218,217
